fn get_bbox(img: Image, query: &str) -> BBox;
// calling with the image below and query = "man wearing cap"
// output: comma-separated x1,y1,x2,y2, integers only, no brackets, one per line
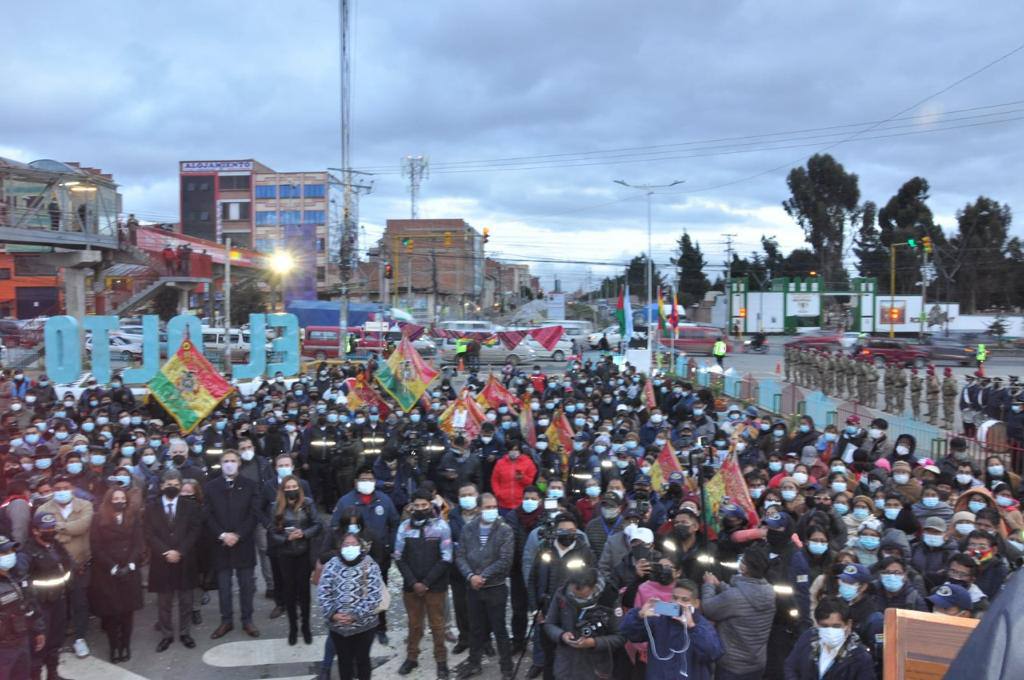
0,534,46,679
833,562,882,656
911,516,958,592
36,476,93,659
941,367,959,430
910,367,923,419
22,511,73,680
927,583,973,618
583,492,623,572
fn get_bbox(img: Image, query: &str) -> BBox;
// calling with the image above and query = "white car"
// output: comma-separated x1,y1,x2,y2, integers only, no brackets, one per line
0,339,7,367
588,325,622,349
84,334,144,362
55,372,151,402
525,336,574,362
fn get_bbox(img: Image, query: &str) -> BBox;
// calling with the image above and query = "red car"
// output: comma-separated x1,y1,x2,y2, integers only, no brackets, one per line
657,325,731,355
855,339,929,368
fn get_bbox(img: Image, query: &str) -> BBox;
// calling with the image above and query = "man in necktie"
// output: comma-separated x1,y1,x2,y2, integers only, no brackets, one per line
145,470,203,652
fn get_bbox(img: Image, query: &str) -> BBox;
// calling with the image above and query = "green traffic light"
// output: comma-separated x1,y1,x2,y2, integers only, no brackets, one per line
907,238,917,248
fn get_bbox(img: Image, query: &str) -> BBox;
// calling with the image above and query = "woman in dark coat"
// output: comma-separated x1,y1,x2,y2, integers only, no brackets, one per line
269,474,323,645
90,486,145,662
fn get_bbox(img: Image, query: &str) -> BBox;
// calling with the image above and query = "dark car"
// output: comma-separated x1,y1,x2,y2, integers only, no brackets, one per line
853,338,930,368
916,335,973,366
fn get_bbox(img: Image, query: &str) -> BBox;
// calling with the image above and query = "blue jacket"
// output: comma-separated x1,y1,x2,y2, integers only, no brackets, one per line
331,490,400,550
783,627,875,680
620,607,723,680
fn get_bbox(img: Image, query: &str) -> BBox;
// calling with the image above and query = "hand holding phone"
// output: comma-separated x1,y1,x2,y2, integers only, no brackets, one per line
653,601,681,618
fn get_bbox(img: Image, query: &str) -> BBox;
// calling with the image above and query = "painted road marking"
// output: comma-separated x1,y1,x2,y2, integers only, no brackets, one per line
59,654,151,680
203,636,330,666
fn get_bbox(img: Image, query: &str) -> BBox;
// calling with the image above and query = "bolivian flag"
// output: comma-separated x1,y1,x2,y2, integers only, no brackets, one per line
149,340,234,433
374,338,438,413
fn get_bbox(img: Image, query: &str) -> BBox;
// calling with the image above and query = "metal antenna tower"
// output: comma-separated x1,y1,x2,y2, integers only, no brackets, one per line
402,155,430,219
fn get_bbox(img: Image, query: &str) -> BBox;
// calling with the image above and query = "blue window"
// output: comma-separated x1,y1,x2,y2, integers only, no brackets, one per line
255,185,276,199
254,239,277,253
279,184,301,199
279,210,301,225
303,210,325,224
303,184,325,198
255,211,277,225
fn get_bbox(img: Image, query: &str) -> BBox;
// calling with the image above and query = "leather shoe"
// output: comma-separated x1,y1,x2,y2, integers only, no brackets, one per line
270,605,285,619
376,630,389,646
456,662,482,678
397,659,418,675
192,610,202,626
484,643,495,657
452,640,469,654
156,637,173,653
243,623,260,638
180,634,196,649
526,665,544,679
210,623,234,639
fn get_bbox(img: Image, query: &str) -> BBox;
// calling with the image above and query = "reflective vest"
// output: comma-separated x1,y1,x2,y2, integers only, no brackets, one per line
455,338,469,355
976,344,987,362
712,340,727,357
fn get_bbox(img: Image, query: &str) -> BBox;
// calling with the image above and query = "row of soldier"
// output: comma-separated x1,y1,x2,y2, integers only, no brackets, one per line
784,347,958,428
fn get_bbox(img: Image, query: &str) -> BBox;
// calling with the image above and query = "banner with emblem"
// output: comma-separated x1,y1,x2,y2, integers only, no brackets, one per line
374,338,439,413
343,376,392,419
148,340,234,433
476,374,522,412
439,392,487,440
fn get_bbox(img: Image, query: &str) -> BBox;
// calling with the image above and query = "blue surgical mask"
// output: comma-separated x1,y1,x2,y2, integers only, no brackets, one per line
122,445,136,457
831,504,848,517
824,433,837,442
883,507,900,521
781,489,797,502
831,482,847,494
808,541,829,556
749,487,764,499
410,414,421,423
82,422,95,433
859,535,880,551
141,454,157,466
692,409,704,417
573,441,584,452
921,496,939,508
522,499,540,513
150,439,162,448
585,486,601,498
874,498,886,510
799,424,810,433
25,434,40,445
968,500,986,514
852,507,870,521
54,431,69,441
880,573,904,592
35,458,52,470
90,454,106,466
773,429,785,439
481,508,499,523
277,466,293,479
327,413,339,423
922,533,945,548
548,488,564,500
838,581,860,602
459,496,478,511
53,489,74,505
768,462,782,472
988,465,1005,477
66,462,83,475
501,421,513,430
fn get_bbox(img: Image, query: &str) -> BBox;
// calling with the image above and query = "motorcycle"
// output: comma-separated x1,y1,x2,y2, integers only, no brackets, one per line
744,333,768,354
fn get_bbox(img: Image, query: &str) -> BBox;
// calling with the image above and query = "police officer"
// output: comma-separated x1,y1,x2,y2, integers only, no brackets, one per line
907,368,922,419
942,368,959,431
21,512,72,680
975,343,987,369
302,410,345,511
0,534,46,680
926,367,941,426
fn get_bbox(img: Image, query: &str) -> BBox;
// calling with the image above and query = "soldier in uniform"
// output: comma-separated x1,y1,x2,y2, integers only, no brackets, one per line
856,356,868,404
892,364,908,415
844,352,856,400
0,534,46,680
22,512,72,680
834,350,846,398
926,366,941,427
822,350,834,395
883,362,895,412
866,359,880,409
909,368,923,420
942,368,959,431
987,377,1010,421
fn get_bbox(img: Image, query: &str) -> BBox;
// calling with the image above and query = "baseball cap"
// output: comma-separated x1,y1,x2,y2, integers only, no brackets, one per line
33,512,58,530
676,501,701,519
922,516,947,533
630,527,655,545
927,584,971,611
599,492,621,506
845,415,861,425
838,563,872,584
0,535,19,552
763,509,790,529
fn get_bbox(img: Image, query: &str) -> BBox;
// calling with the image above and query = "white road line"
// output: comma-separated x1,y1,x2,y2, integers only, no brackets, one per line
59,654,151,680
202,636,329,667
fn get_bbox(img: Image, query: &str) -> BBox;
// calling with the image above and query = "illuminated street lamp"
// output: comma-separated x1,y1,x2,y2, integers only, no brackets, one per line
268,250,296,312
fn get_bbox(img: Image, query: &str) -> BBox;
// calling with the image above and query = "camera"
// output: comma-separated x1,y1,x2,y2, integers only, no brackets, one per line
576,609,610,638
649,561,674,584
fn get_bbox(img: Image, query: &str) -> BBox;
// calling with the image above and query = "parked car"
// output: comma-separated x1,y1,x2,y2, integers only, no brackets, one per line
657,325,730,355
853,338,930,368
525,336,572,362
437,336,535,366
55,372,150,402
84,334,144,362
588,325,622,349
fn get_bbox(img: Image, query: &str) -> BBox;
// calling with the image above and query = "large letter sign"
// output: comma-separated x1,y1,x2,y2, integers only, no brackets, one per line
43,314,302,385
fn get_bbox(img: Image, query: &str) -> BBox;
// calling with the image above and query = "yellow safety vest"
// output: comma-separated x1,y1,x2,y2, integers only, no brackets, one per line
976,344,987,361
713,341,727,357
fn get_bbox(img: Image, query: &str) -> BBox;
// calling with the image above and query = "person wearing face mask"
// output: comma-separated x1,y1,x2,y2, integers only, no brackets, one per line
89,487,145,663
846,518,883,568
21,511,73,679
1,531,49,678
445,483,481,655
394,488,454,678
759,510,812,676
783,596,875,680
502,486,543,657
886,460,921,503
269,476,323,646
784,416,820,458
145,470,203,653
572,473,602,525
36,476,94,659
454,492,515,679
0,478,33,545
885,433,918,470
908,516,958,592
437,436,482,504
203,450,263,640
330,466,400,646
834,415,867,466
301,409,346,512
910,483,953,526
583,492,623,563
470,423,503,495
490,444,537,512
861,418,893,460
872,556,927,615
261,453,314,617
166,438,207,484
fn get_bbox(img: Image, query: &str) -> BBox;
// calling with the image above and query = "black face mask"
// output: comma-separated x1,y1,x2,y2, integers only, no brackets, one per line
172,455,187,466
162,486,180,499
556,531,576,548
653,568,674,586
38,530,57,543
412,509,432,523
766,529,790,548
112,501,127,512
946,577,969,589
285,489,300,502
631,545,652,562
673,525,692,541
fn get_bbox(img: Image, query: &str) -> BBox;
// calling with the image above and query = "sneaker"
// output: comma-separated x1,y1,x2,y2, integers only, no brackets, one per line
73,638,90,658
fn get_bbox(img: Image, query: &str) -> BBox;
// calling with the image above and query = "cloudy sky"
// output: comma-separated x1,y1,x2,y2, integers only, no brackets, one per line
3,0,1023,291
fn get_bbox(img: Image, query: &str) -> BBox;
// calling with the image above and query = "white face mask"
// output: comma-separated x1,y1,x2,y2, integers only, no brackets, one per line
221,461,239,477
868,428,883,440
356,481,375,495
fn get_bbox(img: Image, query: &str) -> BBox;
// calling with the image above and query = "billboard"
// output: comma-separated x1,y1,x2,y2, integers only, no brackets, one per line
879,301,906,324
786,292,820,317
181,160,254,173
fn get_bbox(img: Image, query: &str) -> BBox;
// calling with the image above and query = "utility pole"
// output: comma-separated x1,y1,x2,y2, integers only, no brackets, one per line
223,237,232,369
407,255,413,310
613,179,684,370
431,249,439,323
402,155,429,219
723,233,737,336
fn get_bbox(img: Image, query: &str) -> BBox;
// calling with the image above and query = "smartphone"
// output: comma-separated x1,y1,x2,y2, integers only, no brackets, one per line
543,498,559,511
653,601,681,618
695,436,707,448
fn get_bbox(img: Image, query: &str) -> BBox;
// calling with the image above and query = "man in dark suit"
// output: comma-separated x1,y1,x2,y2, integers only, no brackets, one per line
145,469,202,652
204,449,262,639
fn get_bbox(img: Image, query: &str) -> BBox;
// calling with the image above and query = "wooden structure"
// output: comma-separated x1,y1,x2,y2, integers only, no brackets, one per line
883,608,978,679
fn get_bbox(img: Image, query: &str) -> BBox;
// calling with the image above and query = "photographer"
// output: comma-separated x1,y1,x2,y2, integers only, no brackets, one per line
542,566,623,680
620,578,724,680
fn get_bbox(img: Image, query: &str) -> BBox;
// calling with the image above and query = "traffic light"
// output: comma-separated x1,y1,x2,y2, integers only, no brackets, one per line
483,227,490,244
444,231,452,247
384,263,393,279
402,238,413,251
907,238,917,249
922,235,933,254
739,307,747,318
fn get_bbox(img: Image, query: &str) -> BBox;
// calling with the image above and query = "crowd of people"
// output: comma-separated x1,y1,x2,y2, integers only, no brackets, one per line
0,355,1021,680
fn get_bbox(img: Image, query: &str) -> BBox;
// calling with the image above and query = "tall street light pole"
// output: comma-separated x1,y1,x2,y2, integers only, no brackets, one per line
613,179,684,371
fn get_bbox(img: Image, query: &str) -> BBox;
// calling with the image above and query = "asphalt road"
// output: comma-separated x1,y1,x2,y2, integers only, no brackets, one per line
57,560,511,680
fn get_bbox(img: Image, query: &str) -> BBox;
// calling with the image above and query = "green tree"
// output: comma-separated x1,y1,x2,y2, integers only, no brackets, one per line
760,236,785,281
988,314,1008,341
779,248,819,279
853,200,887,282
877,177,946,294
782,154,863,288
672,232,710,307
229,279,269,326
949,197,1012,313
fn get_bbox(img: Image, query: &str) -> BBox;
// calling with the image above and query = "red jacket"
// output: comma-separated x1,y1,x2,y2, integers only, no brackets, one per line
491,454,537,509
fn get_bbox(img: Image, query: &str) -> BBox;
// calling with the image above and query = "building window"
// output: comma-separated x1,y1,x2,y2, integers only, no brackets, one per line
219,175,251,191
221,202,252,221
255,239,277,253
0,268,10,280
279,184,301,199
256,211,277,225
303,210,325,224
317,266,326,282
316,238,325,253
199,211,210,222
304,184,325,198
254,185,276,199
279,210,301,225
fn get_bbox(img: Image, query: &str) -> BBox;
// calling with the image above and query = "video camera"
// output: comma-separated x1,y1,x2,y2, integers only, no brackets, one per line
576,608,611,638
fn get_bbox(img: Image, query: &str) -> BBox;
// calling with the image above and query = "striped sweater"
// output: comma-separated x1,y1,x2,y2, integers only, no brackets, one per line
317,555,384,637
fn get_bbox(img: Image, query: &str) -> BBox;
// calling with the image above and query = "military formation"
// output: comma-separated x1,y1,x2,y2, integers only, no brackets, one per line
783,345,960,428
957,374,1024,437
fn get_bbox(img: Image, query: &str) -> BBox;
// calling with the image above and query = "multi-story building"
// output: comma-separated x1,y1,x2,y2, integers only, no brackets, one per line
178,160,343,297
